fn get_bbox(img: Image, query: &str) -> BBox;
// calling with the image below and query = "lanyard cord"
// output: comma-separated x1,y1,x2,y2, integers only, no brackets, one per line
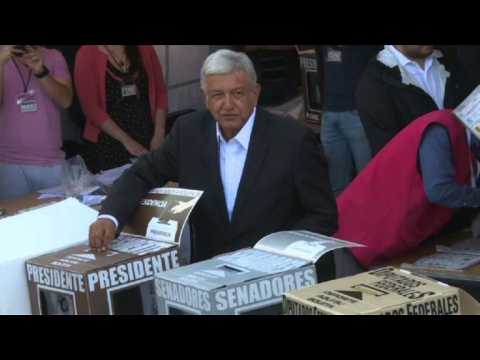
106,62,139,86
11,58,32,93
104,45,129,74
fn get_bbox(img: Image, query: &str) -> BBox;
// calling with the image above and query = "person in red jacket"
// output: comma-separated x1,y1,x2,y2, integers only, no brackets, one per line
74,45,168,173
335,109,480,269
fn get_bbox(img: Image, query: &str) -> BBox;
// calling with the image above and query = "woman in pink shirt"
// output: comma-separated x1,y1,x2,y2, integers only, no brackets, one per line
0,45,73,201
74,45,168,173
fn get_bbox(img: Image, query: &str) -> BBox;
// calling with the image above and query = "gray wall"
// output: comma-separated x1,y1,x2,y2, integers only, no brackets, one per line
154,45,211,113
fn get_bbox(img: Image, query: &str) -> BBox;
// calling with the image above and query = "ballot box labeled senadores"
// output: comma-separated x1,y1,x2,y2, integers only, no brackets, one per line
155,231,363,315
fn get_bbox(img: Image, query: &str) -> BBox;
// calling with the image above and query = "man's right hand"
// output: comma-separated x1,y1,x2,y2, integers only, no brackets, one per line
0,45,13,65
89,218,117,253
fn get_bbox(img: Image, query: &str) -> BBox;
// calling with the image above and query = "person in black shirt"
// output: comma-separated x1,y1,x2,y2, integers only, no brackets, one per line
316,45,380,196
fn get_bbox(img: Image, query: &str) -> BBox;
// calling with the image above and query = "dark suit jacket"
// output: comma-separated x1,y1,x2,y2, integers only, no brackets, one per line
356,50,474,156
101,108,338,262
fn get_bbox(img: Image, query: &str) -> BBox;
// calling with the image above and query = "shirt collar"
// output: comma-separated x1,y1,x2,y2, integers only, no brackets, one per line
216,107,256,150
387,45,438,71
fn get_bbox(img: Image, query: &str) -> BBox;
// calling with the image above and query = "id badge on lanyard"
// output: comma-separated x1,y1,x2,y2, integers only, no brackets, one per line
12,58,37,113
121,83,137,97
105,46,138,97
17,89,38,113
120,69,139,98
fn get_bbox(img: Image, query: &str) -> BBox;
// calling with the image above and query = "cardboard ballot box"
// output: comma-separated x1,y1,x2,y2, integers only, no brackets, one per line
0,198,98,315
26,235,179,315
25,187,203,315
283,267,480,315
155,231,362,315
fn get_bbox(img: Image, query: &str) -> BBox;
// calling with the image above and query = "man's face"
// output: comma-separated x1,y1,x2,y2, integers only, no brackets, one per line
204,70,261,140
398,45,435,60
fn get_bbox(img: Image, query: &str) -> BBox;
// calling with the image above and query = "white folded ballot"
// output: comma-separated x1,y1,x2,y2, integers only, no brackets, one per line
155,231,363,315
454,85,480,139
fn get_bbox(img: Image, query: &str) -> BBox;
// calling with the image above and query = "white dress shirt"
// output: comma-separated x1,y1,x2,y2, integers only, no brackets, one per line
387,45,446,109
99,108,257,228
217,108,256,221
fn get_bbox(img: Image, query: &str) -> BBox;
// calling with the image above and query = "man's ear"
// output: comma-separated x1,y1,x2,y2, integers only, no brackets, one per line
253,83,262,102
202,89,209,109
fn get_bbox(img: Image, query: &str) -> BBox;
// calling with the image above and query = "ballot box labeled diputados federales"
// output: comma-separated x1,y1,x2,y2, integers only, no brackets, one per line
155,231,363,315
25,187,203,315
283,267,480,315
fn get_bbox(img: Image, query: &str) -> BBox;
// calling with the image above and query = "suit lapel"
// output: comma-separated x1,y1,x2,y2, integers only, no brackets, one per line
200,112,230,225
231,108,270,228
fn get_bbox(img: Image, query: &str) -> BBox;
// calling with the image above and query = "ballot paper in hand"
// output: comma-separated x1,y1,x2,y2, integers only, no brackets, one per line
454,85,480,140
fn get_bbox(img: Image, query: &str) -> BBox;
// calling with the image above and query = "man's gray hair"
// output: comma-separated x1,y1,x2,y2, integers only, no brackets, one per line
200,49,258,90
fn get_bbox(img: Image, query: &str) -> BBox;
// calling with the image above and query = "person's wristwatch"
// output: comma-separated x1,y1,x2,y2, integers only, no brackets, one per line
34,65,50,79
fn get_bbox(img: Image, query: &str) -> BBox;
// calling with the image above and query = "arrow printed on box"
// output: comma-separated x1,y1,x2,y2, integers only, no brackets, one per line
351,284,390,297
72,253,97,261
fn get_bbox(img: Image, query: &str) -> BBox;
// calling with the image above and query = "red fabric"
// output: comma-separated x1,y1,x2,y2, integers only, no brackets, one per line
74,45,168,143
335,110,472,268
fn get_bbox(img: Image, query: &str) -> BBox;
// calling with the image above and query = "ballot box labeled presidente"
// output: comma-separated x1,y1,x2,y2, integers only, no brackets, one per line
26,187,203,315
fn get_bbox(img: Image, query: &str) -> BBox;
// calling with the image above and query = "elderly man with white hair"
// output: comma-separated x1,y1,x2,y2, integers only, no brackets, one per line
88,50,338,277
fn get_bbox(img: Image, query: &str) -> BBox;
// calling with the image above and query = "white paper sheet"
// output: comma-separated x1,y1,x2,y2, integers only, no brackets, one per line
0,198,98,315
454,85,480,140
254,231,364,263
37,185,100,198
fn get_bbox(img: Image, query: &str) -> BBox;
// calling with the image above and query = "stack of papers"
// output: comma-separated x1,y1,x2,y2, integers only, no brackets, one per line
406,239,480,271
412,252,480,271
37,185,106,206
